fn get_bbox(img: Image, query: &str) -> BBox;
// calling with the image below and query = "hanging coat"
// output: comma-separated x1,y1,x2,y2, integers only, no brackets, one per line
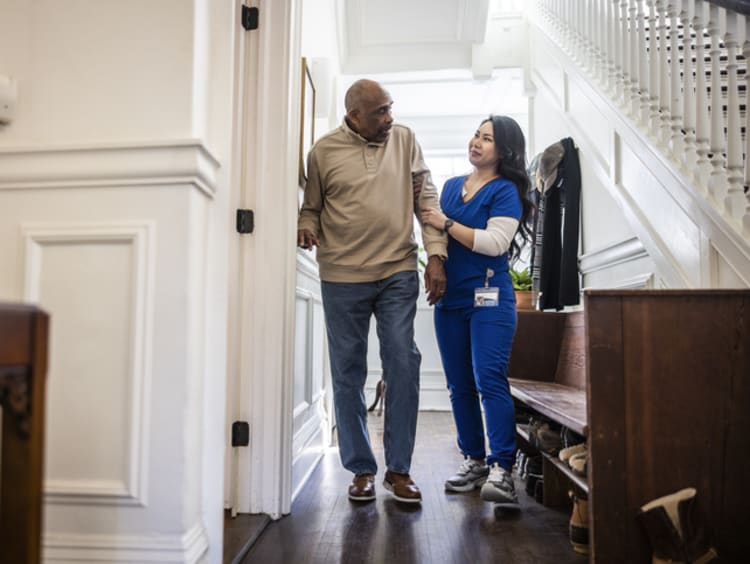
530,137,581,311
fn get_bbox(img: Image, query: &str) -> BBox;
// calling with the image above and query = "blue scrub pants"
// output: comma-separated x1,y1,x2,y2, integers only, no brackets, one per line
434,301,517,471
321,270,421,476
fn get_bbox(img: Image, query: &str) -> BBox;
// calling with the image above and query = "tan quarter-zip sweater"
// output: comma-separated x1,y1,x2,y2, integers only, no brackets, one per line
298,120,448,283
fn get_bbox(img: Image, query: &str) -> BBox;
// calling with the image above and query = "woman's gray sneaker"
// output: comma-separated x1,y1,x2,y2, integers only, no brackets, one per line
444,457,489,492
480,463,519,504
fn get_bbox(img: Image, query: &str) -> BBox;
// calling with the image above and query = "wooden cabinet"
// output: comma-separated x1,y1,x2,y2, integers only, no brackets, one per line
509,290,750,563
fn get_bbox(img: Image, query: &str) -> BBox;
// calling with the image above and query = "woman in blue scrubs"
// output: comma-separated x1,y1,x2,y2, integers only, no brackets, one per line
421,115,532,506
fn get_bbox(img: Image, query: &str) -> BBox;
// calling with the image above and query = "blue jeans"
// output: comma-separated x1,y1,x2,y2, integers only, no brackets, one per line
321,270,421,475
434,302,517,471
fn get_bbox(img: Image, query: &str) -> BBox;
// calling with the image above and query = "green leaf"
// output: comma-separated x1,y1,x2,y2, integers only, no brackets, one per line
510,267,532,290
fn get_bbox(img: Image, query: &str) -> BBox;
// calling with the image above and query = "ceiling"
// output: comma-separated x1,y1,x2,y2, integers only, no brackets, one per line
336,0,490,74
335,0,528,76
326,0,530,161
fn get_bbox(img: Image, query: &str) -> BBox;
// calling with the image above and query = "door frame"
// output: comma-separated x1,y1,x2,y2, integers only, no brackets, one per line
226,0,303,519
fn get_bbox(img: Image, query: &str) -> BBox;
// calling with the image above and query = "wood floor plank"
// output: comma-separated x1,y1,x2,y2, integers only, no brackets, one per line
242,412,586,564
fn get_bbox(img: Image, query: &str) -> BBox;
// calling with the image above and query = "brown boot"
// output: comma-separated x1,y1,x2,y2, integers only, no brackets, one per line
637,487,719,564
383,470,422,504
348,473,376,502
569,491,589,555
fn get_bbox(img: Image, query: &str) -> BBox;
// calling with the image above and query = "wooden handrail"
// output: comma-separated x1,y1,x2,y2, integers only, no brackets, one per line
706,1,750,16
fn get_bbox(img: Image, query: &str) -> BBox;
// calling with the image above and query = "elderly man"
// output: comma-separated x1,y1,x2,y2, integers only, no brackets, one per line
298,79,447,504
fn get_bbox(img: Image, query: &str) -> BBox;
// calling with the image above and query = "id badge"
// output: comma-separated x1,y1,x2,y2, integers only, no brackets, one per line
474,286,499,307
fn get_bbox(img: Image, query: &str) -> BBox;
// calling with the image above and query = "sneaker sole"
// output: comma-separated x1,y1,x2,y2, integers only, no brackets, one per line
480,484,519,505
444,477,487,492
382,480,422,504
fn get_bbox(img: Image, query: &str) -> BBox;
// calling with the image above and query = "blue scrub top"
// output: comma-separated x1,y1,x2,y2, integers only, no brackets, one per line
437,175,523,310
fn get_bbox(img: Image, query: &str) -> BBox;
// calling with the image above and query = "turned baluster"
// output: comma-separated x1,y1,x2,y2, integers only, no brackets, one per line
591,0,604,85
707,5,728,202
647,0,661,136
630,0,642,116
619,0,630,107
658,0,673,147
638,0,651,126
562,2,576,59
588,0,596,72
571,2,583,62
682,3,698,171
615,0,627,100
669,1,685,157
723,21,745,221
609,0,620,95
598,0,608,84
551,0,561,44
693,2,712,189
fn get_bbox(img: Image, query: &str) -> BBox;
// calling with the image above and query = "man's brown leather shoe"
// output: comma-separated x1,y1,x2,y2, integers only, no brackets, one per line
348,473,376,501
383,470,422,504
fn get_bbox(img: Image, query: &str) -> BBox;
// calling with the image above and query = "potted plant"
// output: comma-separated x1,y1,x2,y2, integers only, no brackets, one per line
510,267,535,310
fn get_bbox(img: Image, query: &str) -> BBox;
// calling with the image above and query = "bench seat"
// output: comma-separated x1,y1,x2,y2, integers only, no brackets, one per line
509,378,587,436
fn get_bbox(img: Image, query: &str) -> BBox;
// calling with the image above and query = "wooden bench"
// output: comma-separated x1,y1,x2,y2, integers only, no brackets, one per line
508,290,750,563
0,303,49,564
508,309,588,502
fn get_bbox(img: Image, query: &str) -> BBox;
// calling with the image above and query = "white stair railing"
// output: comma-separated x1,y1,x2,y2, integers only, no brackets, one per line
534,0,750,237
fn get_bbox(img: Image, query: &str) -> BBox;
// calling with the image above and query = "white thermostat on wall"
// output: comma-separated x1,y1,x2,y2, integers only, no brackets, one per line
0,75,18,125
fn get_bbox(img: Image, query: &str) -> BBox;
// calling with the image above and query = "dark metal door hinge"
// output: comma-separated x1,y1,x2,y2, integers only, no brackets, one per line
236,209,255,234
241,5,259,30
232,421,250,447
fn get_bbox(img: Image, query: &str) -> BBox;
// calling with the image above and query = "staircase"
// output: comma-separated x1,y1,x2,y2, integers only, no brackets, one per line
529,0,750,288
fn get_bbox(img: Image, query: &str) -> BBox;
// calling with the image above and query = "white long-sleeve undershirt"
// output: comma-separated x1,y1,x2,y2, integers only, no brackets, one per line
471,217,520,257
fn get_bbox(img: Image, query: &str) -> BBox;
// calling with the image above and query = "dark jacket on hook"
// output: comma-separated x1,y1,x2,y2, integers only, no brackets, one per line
530,137,581,311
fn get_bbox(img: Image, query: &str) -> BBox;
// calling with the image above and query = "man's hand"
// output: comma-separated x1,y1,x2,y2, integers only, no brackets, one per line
424,255,447,306
297,229,319,250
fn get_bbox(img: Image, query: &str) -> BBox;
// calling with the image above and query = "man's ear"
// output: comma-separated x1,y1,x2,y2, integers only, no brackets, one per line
347,109,360,129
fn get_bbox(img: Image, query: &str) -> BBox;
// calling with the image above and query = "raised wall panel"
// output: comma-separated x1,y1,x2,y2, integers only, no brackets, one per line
292,255,329,500
22,222,154,506
311,301,325,400
531,34,565,111
618,140,702,286
568,77,610,174
716,251,748,288
294,292,311,411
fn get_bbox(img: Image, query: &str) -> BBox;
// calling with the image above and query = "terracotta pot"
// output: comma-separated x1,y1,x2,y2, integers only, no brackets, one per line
514,290,535,310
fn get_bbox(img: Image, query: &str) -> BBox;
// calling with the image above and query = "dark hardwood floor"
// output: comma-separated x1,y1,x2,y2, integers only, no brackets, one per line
241,411,586,564
224,511,270,564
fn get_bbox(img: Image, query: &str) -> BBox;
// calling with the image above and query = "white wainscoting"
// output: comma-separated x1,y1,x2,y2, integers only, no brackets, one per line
22,222,155,507
292,252,330,500
0,140,218,562
43,524,209,563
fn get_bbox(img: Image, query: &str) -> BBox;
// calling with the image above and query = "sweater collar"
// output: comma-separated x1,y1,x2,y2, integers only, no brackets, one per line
342,118,387,147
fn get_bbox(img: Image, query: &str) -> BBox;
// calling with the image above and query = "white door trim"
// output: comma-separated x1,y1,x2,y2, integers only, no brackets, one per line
234,0,302,519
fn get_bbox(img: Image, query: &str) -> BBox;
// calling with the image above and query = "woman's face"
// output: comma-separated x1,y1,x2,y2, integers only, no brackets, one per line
468,120,499,170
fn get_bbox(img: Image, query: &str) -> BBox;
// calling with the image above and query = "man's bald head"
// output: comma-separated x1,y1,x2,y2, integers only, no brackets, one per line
345,79,386,113
344,79,394,143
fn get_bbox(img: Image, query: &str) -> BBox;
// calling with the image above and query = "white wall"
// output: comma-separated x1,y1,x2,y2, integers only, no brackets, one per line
0,0,238,562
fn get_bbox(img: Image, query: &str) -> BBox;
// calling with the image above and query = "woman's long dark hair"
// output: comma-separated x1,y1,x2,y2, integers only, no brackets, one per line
481,115,533,263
